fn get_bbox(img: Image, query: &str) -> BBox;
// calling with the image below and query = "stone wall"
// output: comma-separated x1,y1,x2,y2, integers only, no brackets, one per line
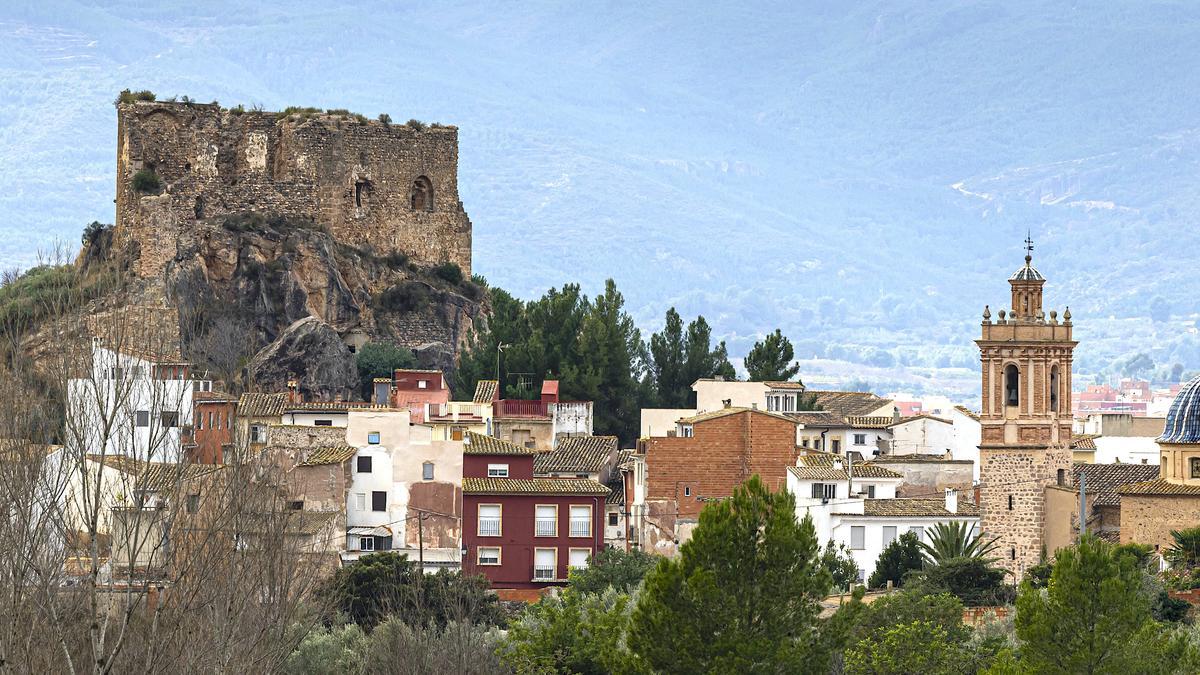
115,102,471,279
979,444,1071,580
1120,493,1200,550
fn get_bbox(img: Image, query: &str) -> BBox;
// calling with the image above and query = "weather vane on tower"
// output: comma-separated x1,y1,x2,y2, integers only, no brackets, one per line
1024,230,1034,263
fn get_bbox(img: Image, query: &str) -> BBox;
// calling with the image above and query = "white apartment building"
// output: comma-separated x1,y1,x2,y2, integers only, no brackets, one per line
66,340,211,462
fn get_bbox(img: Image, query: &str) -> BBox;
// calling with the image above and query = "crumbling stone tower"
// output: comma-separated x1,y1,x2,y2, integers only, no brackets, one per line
114,101,472,279
976,243,1075,580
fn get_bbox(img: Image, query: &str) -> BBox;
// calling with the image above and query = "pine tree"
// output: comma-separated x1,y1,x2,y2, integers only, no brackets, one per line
564,279,644,443
628,476,854,672
647,310,736,408
743,328,800,381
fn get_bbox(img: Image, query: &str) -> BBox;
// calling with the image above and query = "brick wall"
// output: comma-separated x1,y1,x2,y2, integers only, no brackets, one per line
115,102,471,279
642,410,797,554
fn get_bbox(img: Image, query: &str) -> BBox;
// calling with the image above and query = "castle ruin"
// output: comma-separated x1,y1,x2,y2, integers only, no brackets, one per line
114,101,472,279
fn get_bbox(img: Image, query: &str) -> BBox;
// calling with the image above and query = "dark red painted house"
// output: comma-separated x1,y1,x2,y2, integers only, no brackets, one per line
461,432,609,592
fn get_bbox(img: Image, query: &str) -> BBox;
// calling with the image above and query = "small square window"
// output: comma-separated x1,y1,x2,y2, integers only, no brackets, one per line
423,462,434,480
314,420,333,427
853,434,867,445
357,456,372,473
367,432,381,445
850,526,865,550
683,486,691,497
478,547,500,565
418,380,428,389
354,493,366,511
288,500,304,510
160,411,179,428
185,494,200,514
360,536,375,552
372,491,386,512
608,512,619,526
135,410,150,427
487,464,509,478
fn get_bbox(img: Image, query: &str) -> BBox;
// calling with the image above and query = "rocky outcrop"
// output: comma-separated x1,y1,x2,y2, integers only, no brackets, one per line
248,317,357,399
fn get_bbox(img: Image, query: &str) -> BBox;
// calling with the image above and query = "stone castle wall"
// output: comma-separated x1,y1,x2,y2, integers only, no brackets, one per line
115,102,472,279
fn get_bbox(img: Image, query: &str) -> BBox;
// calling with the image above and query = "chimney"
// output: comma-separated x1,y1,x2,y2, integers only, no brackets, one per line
722,399,732,409
892,406,901,424
287,378,301,404
945,488,958,514
751,402,758,410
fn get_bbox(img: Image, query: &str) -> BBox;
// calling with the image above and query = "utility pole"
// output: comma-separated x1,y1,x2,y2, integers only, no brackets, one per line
1079,472,1087,540
418,510,425,572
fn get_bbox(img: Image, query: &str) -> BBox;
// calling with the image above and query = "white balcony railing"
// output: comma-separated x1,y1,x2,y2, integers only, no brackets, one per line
533,565,555,580
569,519,591,538
478,518,501,536
535,519,557,537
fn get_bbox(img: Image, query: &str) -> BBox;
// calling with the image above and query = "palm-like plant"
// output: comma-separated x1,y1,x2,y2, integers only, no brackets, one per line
1166,526,1200,568
919,521,1001,566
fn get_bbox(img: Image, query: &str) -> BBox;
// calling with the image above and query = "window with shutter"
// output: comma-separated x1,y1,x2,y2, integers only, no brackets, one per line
850,526,865,550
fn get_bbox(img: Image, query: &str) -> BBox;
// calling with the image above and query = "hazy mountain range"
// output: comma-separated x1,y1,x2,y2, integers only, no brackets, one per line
3,1,1199,402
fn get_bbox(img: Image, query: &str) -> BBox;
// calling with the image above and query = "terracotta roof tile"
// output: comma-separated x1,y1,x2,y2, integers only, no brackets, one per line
297,446,356,467
785,411,848,427
605,475,625,505
809,391,893,417
1071,434,1099,450
789,454,902,480
473,380,499,404
136,463,224,492
764,380,806,390
535,436,617,474
1070,463,1159,506
1118,479,1200,496
464,432,538,455
237,392,288,418
954,406,980,421
834,498,980,518
462,477,610,495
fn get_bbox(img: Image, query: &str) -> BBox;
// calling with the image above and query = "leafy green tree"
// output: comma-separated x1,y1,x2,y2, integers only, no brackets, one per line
323,553,501,630
1014,535,1167,673
820,539,861,592
844,620,970,675
569,547,658,595
743,328,800,381
563,279,645,442
355,342,415,398
500,587,643,675
849,590,968,645
628,475,855,672
920,521,1001,565
869,532,924,589
916,557,1010,607
283,623,367,675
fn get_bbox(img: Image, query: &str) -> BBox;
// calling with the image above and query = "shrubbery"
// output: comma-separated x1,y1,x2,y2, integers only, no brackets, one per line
132,168,162,193
115,89,156,104
375,282,429,313
432,262,463,285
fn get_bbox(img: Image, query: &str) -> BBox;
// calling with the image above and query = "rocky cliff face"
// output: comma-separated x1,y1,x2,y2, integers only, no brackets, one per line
40,212,485,400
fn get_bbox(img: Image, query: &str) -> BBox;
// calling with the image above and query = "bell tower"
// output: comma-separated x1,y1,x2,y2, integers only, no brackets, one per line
976,237,1076,580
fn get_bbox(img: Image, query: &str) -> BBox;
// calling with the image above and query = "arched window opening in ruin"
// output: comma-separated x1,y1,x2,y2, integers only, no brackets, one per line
1191,458,1200,479
1005,364,1020,407
194,195,205,219
411,175,434,212
1050,365,1060,413
355,180,370,208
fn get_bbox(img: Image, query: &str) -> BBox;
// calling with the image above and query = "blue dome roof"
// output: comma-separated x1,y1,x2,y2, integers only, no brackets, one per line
1160,375,1200,444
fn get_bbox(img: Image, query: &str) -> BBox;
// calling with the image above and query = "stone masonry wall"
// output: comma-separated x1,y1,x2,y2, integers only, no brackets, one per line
115,102,471,279
1120,494,1200,551
979,444,1071,580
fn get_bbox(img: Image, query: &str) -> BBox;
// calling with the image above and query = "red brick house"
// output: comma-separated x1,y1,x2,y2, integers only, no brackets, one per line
370,369,450,423
461,432,609,591
635,405,800,555
188,392,236,464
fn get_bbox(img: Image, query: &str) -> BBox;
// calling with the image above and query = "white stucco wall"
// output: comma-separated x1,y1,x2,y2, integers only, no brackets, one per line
692,380,767,413
640,408,697,438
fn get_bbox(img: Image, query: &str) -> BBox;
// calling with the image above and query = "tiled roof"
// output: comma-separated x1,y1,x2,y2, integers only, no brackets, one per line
893,414,953,427
764,380,806,390
84,454,148,475
462,477,610,495
535,436,617,474
954,406,980,421
136,463,224,492
463,432,538,455
678,407,797,425
283,401,385,412
605,475,625,505
473,380,499,404
194,391,237,403
835,498,981,518
284,510,338,535
1071,434,1100,450
809,391,893,417
1072,463,1160,506
237,392,288,418
871,455,973,464
844,416,895,429
785,411,848,427
1118,479,1200,497
615,448,636,471
1010,260,1045,282
788,454,902,480
297,446,357,467
1095,530,1121,543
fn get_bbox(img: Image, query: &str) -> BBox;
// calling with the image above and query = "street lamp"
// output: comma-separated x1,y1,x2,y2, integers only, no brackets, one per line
495,342,509,394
